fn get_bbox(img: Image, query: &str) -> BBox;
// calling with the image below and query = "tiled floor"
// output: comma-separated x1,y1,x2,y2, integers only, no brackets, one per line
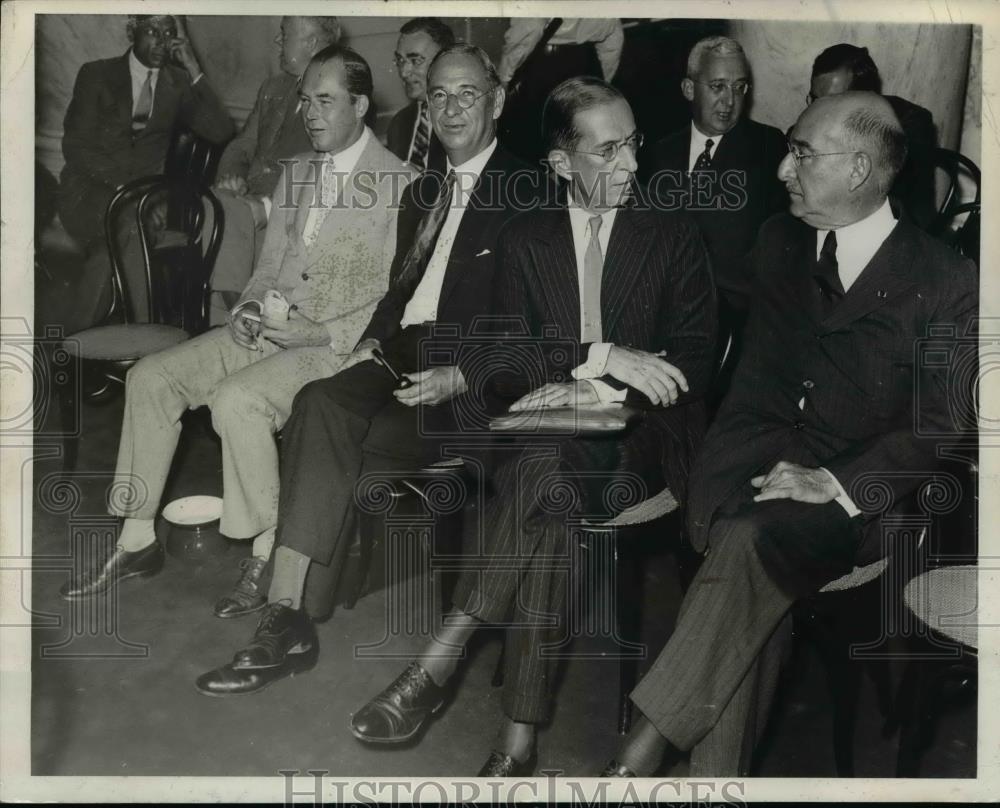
30,386,977,779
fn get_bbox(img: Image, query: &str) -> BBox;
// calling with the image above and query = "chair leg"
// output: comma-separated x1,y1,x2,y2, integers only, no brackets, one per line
615,530,644,735
894,658,933,776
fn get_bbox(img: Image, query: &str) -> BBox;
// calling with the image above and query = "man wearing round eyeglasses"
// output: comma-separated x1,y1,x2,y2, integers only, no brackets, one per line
352,77,715,777
207,16,341,324
56,14,233,329
599,91,976,779
386,18,453,171
643,35,786,360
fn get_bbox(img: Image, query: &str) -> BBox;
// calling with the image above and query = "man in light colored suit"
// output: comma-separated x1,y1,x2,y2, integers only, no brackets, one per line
59,45,417,618
208,15,341,323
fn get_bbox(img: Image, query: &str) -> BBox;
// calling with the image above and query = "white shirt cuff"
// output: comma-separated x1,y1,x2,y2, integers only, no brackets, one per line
572,342,613,380
260,196,272,220
820,467,862,517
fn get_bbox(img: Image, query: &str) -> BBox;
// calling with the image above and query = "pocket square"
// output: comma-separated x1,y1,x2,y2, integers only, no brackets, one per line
475,248,492,257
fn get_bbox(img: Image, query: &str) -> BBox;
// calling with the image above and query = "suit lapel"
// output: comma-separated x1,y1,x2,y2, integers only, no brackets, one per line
529,209,581,341
272,75,303,151
112,54,133,129
146,66,178,132
821,220,917,332
602,205,657,339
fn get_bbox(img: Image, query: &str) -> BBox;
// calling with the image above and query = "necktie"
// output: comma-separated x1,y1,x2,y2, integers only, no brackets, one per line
409,102,431,170
581,215,604,342
692,138,714,172
132,70,153,132
396,170,457,290
814,230,844,318
304,155,336,248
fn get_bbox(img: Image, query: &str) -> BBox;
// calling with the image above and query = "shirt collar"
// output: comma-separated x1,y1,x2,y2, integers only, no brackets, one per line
817,198,897,257
321,126,372,173
691,124,723,153
446,138,498,193
128,48,159,81
567,196,618,231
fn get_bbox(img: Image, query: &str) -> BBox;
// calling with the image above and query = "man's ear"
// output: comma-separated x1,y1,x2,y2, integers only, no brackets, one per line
547,148,572,181
354,94,371,121
848,151,873,192
490,84,506,121
681,78,695,103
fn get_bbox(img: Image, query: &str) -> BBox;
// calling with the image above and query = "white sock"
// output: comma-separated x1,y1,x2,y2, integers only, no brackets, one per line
251,526,276,561
118,518,157,551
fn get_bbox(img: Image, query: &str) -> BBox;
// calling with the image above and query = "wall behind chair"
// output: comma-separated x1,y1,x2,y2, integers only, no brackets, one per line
35,14,503,178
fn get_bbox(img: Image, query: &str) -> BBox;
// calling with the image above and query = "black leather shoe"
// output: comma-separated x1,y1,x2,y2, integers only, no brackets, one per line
598,759,638,777
231,603,315,670
477,748,538,778
214,557,268,618
59,541,165,600
195,644,318,697
350,662,447,744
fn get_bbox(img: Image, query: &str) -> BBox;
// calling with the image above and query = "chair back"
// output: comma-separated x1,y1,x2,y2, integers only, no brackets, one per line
164,126,223,187
104,177,224,331
928,147,980,266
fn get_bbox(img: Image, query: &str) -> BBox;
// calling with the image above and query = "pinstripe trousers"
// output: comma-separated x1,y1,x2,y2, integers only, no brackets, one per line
629,486,861,776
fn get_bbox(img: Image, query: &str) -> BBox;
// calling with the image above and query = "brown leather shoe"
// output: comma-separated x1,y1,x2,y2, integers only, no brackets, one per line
350,662,447,744
231,602,316,669
59,541,164,600
214,557,268,618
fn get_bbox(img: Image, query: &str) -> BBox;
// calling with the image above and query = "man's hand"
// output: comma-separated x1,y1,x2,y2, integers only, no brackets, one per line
228,306,260,350
604,346,689,406
259,308,330,349
169,21,202,80
751,461,840,504
342,338,380,370
509,381,601,412
215,174,249,196
394,366,467,407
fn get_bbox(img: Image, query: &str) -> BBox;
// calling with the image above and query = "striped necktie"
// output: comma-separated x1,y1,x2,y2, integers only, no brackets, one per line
409,102,431,169
132,70,153,132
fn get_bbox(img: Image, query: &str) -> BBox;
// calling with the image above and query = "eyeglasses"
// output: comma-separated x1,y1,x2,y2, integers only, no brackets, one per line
567,131,644,163
393,54,427,70
137,26,177,41
691,79,751,96
785,141,861,166
426,87,492,111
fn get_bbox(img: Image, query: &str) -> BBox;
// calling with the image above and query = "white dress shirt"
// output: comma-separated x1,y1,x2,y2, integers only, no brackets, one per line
565,200,627,403
128,49,160,119
814,198,898,516
399,139,498,327
499,18,624,84
688,125,724,172
302,126,372,248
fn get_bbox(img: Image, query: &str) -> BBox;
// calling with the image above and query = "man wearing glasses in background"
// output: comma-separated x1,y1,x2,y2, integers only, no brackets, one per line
386,17,453,172
352,77,716,777
641,36,786,391
56,13,234,330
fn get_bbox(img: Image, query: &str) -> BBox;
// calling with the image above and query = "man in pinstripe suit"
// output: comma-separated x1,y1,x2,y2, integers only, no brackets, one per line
352,77,717,776
600,91,977,777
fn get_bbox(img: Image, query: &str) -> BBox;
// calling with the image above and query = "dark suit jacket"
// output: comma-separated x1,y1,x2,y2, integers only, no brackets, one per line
886,94,938,231
687,211,978,566
58,50,234,243
489,191,718,503
386,101,446,174
361,146,538,383
216,71,312,198
642,117,788,301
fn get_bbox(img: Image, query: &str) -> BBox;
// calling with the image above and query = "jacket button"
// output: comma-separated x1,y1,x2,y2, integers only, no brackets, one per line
793,421,805,430
301,272,309,280
802,379,815,389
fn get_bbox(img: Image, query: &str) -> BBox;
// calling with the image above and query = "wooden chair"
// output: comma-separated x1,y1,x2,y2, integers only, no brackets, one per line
928,147,980,266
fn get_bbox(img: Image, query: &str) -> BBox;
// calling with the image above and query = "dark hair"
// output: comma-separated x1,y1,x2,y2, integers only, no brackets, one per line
542,76,626,153
812,44,882,92
426,43,501,89
842,104,907,195
309,44,375,120
400,17,456,49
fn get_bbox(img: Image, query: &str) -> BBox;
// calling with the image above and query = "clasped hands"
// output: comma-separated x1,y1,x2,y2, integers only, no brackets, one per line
341,338,467,406
509,345,689,411
751,460,840,504
228,306,331,350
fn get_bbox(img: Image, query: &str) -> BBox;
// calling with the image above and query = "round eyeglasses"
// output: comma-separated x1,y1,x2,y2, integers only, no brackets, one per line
138,25,177,41
785,141,861,166
426,87,492,111
691,80,752,97
393,55,427,70
568,131,644,163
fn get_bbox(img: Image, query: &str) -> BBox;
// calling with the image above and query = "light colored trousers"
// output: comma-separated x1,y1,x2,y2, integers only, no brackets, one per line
110,326,342,538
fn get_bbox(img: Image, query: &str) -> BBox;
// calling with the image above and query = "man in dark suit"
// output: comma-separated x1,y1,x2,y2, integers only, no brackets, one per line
599,91,977,778
351,77,716,777
194,44,538,696
385,18,453,172
208,15,341,322
809,43,939,230
57,15,233,329
642,36,787,313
